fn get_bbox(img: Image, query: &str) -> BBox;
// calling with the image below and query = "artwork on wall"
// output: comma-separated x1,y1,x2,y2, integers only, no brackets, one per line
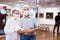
39,13,44,18
46,12,53,19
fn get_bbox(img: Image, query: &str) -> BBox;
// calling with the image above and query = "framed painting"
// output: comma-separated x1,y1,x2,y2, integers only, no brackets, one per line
46,12,53,19
39,13,44,18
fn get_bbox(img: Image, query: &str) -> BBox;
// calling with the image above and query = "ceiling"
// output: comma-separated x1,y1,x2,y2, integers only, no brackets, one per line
0,0,60,7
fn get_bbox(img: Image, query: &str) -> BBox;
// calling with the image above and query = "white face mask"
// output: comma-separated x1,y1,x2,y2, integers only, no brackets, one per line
1,9,6,14
24,11,30,16
13,14,20,20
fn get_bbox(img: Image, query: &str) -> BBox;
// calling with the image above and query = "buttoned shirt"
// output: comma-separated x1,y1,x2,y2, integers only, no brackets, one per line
20,17,39,34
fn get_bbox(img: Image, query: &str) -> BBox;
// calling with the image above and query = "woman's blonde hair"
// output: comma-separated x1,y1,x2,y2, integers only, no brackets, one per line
11,8,21,15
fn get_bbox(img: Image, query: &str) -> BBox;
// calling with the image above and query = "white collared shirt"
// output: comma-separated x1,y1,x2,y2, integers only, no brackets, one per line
4,17,23,40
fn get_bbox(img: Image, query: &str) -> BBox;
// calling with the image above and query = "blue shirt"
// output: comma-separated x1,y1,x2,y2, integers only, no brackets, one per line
20,17,39,30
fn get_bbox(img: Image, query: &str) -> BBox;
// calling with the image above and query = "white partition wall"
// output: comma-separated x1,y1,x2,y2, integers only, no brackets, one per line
38,6,60,25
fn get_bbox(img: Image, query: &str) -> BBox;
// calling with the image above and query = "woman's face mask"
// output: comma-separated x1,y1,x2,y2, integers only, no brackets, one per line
13,10,20,19
13,13,20,20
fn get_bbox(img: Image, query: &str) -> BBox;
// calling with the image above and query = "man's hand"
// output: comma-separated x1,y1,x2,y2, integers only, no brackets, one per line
17,30,25,34
24,30,34,35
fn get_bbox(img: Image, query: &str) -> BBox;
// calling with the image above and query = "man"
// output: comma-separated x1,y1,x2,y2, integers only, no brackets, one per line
53,12,60,34
18,5,40,40
4,8,24,40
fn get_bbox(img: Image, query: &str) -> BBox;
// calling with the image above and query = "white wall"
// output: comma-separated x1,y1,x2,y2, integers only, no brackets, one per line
38,7,60,25
38,7,60,33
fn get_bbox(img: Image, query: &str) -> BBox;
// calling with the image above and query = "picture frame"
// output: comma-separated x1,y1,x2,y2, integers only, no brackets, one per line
46,12,53,19
39,13,44,18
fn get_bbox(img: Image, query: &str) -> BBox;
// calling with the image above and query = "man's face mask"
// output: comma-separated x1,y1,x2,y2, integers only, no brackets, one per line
24,10,30,16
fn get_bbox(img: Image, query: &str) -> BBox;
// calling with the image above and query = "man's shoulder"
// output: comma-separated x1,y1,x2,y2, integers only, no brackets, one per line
29,17,37,21
29,17,35,19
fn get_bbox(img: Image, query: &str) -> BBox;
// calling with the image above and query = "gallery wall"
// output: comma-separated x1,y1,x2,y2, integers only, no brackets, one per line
38,6,60,25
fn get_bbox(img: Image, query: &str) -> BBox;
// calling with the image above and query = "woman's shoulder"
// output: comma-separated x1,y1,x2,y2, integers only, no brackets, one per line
6,17,14,22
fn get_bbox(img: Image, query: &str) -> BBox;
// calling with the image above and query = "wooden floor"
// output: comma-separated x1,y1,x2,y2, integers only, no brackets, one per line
36,31,60,40
0,31,60,40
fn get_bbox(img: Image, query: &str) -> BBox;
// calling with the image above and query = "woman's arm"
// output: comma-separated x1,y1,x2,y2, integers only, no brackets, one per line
4,20,14,34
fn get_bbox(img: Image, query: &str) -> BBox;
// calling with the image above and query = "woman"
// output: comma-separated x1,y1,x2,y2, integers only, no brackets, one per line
4,8,23,40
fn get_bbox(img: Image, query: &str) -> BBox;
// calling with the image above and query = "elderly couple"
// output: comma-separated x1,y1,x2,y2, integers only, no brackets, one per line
4,5,40,40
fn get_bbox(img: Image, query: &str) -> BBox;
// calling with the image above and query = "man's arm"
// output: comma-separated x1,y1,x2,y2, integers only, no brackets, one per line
31,26,40,32
17,26,40,35
17,29,25,34
23,26,40,35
